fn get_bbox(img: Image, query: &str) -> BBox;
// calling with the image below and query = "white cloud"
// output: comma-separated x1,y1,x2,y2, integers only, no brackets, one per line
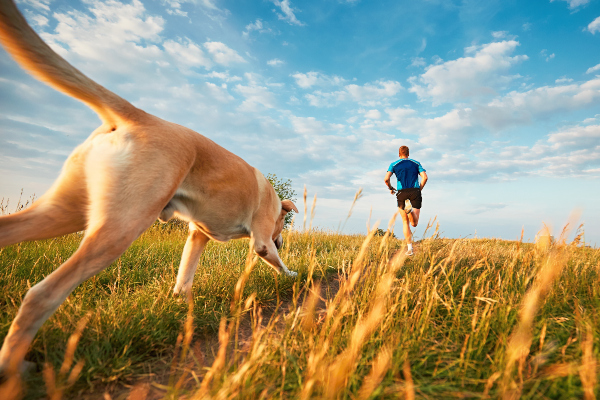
203,41,246,66
202,71,242,82
291,71,347,88
267,58,285,66
163,0,188,17
409,40,528,104
551,0,590,9
243,19,273,38
410,57,426,68
588,16,600,34
272,0,304,26
37,0,166,84
235,84,277,112
417,38,427,53
289,116,328,135
587,63,600,74
164,38,213,70
346,81,403,101
305,90,346,107
163,0,226,18
20,0,52,12
492,31,509,39
375,77,600,150
548,123,600,149
555,77,573,84
31,14,49,27
302,80,402,107
479,78,600,130
364,109,381,120
204,82,234,103
540,49,555,62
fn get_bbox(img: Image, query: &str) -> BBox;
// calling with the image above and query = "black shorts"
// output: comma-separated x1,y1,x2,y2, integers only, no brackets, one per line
396,188,422,209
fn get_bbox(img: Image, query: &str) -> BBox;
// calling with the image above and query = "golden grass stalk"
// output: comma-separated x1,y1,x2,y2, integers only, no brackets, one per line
579,324,597,400
324,256,395,398
231,238,258,315
339,188,363,232
171,293,196,393
196,239,259,398
500,222,575,400
378,210,400,257
300,226,383,399
196,317,231,398
301,281,321,332
308,193,318,232
303,185,308,231
41,313,91,400
403,358,415,400
356,345,392,400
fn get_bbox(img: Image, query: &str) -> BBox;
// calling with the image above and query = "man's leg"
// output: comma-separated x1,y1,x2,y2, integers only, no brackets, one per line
399,209,412,245
408,208,420,227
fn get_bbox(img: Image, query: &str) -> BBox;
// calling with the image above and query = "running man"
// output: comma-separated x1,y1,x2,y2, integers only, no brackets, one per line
384,146,428,255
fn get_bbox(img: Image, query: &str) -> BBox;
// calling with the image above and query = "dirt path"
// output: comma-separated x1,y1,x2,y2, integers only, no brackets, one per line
70,273,343,400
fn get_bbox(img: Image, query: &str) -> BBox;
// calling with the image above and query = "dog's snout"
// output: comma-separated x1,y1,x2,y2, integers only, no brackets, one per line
274,235,283,249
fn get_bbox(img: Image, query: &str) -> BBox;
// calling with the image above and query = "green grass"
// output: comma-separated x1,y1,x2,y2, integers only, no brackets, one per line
1,221,599,399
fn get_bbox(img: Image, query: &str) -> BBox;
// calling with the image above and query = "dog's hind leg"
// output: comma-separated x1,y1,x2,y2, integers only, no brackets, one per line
0,197,86,248
173,223,209,299
0,152,89,247
0,213,155,378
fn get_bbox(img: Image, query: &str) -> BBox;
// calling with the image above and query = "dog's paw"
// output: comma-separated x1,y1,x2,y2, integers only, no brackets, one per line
285,270,298,278
173,287,192,302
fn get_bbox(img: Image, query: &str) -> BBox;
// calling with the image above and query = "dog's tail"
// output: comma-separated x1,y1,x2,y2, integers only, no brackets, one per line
0,0,139,126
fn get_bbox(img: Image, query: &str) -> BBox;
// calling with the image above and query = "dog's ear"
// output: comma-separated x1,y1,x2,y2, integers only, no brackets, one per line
281,200,298,213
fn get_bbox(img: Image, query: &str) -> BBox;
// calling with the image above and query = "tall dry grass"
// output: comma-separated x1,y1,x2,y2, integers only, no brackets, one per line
1,198,599,399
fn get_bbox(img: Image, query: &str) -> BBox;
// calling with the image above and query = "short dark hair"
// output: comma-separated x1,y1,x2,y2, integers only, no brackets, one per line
399,146,409,157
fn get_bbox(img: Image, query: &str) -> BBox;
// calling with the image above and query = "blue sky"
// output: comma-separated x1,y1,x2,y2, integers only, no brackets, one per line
1,0,599,244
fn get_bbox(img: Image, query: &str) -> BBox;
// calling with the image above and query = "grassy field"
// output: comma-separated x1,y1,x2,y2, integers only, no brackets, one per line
0,216,599,399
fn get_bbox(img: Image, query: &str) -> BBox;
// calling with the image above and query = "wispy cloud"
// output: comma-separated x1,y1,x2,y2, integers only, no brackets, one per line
242,19,273,38
409,40,528,104
163,0,227,19
302,80,402,107
272,0,304,26
164,39,213,70
587,63,600,74
267,58,285,66
550,0,590,10
291,71,347,88
588,16,600,34
540,49,555,62
203,41,247,66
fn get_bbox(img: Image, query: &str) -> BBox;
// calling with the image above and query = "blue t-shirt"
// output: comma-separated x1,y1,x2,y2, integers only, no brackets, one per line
388,158,426,190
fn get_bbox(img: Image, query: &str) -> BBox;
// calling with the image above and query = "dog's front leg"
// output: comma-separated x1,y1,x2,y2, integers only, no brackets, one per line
173,223,209,299
252,237,298,278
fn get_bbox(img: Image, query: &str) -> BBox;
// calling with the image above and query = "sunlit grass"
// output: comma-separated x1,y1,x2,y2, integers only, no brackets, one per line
1,215,599,399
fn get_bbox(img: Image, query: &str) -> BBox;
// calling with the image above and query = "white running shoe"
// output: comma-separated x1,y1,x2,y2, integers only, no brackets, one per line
405,249,414,256
404,199,413,214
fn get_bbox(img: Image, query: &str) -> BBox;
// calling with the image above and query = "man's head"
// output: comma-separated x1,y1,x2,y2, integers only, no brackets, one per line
399,145,409,158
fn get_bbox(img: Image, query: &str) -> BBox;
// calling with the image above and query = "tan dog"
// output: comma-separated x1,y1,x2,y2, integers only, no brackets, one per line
0,0,298,376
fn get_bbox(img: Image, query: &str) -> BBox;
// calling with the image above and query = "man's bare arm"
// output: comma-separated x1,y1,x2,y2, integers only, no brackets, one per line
419,171,428,191
384,171,396,194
